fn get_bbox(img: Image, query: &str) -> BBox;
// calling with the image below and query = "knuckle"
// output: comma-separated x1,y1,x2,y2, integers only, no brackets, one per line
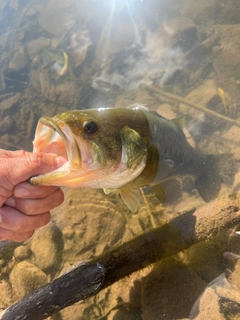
28,153,43,167
18,150,27,156
0,150,13,157
24,202,35,215
0,188,12,201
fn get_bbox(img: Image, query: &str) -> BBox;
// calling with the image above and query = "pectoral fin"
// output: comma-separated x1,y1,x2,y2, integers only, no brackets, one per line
119,188,141,212
120,126,147,171
152,178,182,205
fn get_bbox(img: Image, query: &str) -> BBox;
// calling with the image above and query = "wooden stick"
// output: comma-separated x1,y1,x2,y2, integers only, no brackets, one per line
149,86,240,129
0,93,14,101
0,263,106,320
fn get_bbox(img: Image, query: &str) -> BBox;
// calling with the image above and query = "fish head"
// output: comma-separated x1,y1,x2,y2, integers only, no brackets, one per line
31,108,148,188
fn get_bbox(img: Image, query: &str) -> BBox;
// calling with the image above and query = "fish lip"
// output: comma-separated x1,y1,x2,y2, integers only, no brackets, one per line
39,117,82,169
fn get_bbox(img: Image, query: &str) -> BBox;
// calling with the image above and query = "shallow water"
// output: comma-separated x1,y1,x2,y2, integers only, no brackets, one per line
1,0,240,319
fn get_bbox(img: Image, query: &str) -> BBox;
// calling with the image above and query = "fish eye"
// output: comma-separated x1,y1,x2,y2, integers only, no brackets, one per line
83,121,98,134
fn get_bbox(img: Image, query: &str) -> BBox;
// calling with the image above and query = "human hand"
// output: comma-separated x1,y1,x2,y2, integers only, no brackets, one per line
0,149,65,242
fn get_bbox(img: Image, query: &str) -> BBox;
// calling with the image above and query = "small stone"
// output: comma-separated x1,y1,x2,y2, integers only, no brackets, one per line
142,258,206,319
189,280,226,320
14,245,31,261
179,79,219,116
0,280,13,308
0,116,13,134
180,0,219,24
9,47,28,71
38,0,75,36
30,223,63,274
0,93,20,112
10,261,48,300
62,226,75,239
157,103,176,119
223,126,240,161
26,37,50,60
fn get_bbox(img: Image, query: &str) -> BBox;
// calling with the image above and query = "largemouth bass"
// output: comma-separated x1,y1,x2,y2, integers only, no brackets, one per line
30,106,233,211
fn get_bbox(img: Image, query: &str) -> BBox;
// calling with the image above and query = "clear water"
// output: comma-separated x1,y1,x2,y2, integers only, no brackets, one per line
1,0,240,319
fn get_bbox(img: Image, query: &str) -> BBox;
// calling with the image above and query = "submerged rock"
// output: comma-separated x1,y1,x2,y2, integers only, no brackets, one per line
180,0,219,25
9,261,48,301
13,245,31,261
213,24,240,102
142,258,206,320
38,0,75,36
30,223,63,275
9,47,28,71
0,280,12,309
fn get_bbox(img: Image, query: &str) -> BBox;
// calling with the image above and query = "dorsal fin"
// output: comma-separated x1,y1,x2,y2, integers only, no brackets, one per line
127,103,149,111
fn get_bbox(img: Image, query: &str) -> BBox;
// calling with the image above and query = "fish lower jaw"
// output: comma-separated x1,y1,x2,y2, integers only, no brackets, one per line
31,156,146,189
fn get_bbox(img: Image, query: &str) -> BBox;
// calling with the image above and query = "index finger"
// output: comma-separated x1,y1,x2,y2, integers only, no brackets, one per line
13,182,60,198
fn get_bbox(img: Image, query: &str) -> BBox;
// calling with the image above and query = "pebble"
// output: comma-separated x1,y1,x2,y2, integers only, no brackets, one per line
30,223,63,274
9,261,48,300
14,245,31,261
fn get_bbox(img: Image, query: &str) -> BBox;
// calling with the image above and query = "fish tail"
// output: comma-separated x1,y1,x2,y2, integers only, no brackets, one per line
195,154,236,202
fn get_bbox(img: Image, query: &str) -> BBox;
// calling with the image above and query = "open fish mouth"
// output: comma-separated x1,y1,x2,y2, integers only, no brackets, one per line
30,117,82,186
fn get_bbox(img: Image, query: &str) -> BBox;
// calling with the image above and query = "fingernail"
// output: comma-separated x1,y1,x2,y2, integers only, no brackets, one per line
5,197,16,207
56,156,67,167
14,187,30,198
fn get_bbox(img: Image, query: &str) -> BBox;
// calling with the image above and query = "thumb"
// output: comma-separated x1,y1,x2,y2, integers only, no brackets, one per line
6,153,66,186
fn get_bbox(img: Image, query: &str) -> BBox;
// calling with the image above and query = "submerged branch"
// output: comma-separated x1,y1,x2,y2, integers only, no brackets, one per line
149,86,240,129
0,93,15,101
1,195,240,320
